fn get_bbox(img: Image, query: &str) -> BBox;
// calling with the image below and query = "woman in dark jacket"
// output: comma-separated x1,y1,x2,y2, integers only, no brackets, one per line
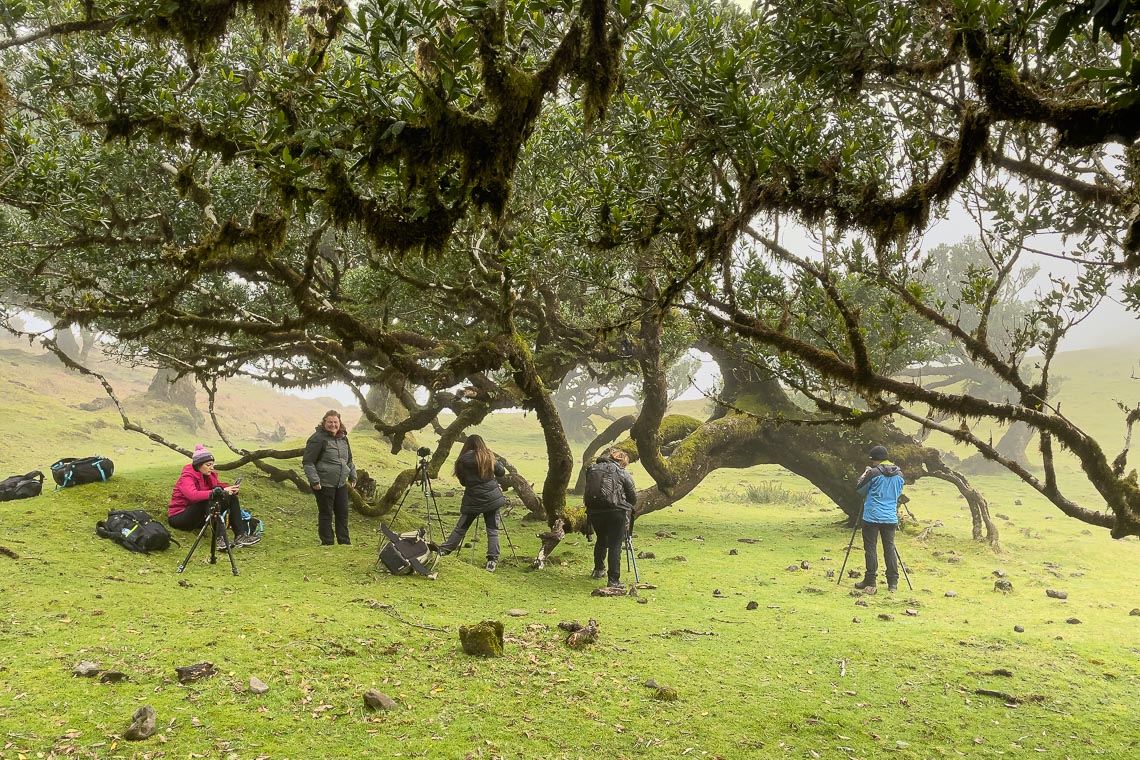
438,434,506,572
302,410,357,546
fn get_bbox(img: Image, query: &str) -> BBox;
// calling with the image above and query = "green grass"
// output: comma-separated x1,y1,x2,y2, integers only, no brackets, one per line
2,344,1140,758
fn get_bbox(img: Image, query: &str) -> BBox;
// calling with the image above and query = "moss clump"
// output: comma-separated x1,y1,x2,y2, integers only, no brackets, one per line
654,686,679,701
458,620,504,657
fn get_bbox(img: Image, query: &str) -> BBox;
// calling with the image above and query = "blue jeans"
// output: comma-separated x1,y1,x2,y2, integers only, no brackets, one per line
862,522,898,585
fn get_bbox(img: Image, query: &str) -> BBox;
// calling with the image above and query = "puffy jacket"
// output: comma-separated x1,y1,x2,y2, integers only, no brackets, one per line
856,461,904,524
455,450,507,514
302,427,357,488
168,463,228,518
584,456,637,514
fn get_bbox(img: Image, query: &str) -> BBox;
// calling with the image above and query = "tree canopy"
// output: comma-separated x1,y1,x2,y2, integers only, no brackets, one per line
2,0,1140,541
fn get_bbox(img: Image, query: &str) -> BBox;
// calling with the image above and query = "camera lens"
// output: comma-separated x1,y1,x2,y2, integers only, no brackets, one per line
416,446,431,457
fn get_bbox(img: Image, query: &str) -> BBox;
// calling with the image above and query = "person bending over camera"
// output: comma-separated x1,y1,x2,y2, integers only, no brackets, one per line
585,448,637,589
302,410,357,546
167,445,259,549
438,435,506,572
854,444,904,593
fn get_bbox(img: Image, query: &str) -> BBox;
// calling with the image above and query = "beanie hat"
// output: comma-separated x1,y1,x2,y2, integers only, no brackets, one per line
191,444,215,467
868,445,889,461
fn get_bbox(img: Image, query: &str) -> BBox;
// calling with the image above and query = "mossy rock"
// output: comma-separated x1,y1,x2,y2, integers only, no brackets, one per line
654,686,679,701
459,620,505,657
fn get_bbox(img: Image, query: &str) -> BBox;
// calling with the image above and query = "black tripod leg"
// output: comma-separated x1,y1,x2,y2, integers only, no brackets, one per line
837,521,861,586
497,511,517,563
177,517,214,572
216,514,239,576
894,546,912,590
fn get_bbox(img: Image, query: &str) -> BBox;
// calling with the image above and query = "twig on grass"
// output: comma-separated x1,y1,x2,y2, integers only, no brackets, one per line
358,599,450,632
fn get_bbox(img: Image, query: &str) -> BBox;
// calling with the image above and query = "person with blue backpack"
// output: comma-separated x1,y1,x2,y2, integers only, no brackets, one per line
854,444,905,593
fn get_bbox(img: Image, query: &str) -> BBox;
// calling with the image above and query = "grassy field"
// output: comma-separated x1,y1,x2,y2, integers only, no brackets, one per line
1,343,1139,759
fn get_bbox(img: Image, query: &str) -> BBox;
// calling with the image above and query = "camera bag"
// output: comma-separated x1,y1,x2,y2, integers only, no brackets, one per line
378,523,439,577
0,470,44,501
51,455,115,488
95,509,176,554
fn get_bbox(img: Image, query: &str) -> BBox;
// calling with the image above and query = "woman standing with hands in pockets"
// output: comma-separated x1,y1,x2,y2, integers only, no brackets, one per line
303,410,357,546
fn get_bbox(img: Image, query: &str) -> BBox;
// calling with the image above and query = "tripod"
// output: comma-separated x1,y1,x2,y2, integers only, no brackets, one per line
468,507,519,564
389,452,446,544
623,533,640,583
837,518,913,591
177,490,238,576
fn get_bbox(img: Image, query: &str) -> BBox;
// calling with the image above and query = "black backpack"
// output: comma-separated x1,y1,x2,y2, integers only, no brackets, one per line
0,471,44,501
51,456,115,488
378,523,439,577
584,461,627,512
95,510,176,554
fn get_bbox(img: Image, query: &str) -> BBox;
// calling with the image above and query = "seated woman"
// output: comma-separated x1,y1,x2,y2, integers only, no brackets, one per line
167,445,259,549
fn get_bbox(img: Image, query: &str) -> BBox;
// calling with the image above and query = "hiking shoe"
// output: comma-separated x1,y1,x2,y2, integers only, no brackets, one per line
887,583,898,592
607,580,625,590
234,533,261,548
485,560,497,573
854,578,876,590
215,536,229,551
590,569,605,580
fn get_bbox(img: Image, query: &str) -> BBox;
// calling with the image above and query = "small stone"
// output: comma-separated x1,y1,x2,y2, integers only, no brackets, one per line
1045,589,1068,600
1014,499,1022,505
671,555,687,562
712,589,725,597
746,601,759,610
728,549,738,556
785,565,799,572
1066,617,1082,625
1081,530,1092,536
847,569,860,578
643,678,659,689
1130,609,1140,616
992,570,1007,578
825,569,835,578
506,609,528,617
72,660,101,677
800,560,810,570
249,677,269,694
637,551,656,559
363,689,398,710
1014,625,1025,633
123,705,156,741
904,609,918,617
636,597,648,604
994,513,1010,521
175,662,217,684
878,614,894,622
945,591,958,598
852,617,861,623
99,671,127,683
994,579,1013,593
947,556,962,563
854,599,868,608
653,686,679,701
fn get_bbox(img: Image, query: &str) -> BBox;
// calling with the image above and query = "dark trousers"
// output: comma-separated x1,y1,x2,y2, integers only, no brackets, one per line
590,510,628,583
439,510,499,560
169,493,246,536
862,522,898,585
314,484,350,545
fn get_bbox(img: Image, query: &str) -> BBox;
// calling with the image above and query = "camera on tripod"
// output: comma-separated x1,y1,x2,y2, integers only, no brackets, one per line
416,446,431,459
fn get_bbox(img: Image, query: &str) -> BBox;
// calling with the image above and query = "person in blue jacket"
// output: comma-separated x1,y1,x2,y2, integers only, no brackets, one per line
854,444,904,593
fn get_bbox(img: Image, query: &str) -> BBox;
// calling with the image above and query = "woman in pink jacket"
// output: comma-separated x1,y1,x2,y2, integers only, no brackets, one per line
168,445,260,549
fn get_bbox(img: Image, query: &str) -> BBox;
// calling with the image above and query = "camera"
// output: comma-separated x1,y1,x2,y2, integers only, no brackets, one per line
416,446,431,458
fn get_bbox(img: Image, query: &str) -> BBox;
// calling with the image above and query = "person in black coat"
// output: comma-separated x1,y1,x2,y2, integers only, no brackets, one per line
438,434,507,572
585,448,637,588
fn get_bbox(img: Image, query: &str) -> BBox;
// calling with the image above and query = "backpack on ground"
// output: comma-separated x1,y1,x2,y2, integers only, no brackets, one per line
584,461,626,511
378,523,439,577
0,471,45,501
95,509,176,554
226,507,264,537
51,456,115,488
